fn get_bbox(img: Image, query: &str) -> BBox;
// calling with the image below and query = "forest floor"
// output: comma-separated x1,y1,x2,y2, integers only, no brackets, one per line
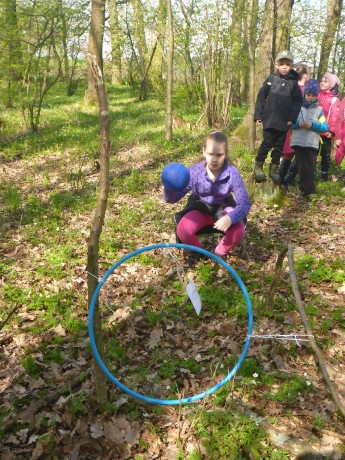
1,85,345,459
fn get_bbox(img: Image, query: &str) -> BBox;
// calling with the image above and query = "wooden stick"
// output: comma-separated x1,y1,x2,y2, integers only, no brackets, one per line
0,304,20,331
267,246,288,303
287,243,345,419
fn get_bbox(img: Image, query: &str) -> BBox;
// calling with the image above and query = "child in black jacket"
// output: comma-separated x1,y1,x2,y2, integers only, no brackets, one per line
254,50,303,184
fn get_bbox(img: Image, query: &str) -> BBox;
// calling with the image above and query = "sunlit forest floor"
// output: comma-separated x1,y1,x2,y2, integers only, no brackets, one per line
1,83,345,459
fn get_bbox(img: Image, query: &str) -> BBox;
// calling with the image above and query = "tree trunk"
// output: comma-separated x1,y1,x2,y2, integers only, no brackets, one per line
85,0,105,105
108,0,123,85
57,0,70,83
165,0,174,141
274,0,294,54
150,0,167,91
131,0,149,97
317,0,343,79
87,54,111,411
256,0,275,85
4,0,23,108
246,0,258,152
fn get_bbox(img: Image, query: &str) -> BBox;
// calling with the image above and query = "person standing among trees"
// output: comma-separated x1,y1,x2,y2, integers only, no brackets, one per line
279,63,311,185
253,50,303,184
290,79,329,198
317,73,340,180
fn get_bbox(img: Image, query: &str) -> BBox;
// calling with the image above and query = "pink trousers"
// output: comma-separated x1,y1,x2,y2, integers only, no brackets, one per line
176,210,246,256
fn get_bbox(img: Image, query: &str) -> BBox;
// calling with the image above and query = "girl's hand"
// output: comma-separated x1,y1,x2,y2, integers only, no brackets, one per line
305,121,312,129
299,121,306,128
214,215,232,232
335,139,341,147
325,132,332,138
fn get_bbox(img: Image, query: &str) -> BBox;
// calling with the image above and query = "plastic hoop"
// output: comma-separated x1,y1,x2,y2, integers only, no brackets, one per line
88,243,253,405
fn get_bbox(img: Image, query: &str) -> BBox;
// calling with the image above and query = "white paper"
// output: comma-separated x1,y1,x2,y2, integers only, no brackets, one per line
186,279,202,316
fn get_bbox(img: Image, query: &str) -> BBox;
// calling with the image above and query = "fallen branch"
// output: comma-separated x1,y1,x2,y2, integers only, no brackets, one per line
287,243,345,419
267,246,288,303
0,304,20,331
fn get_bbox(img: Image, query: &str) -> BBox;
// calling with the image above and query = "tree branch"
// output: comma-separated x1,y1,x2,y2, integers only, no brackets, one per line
287,243,345,419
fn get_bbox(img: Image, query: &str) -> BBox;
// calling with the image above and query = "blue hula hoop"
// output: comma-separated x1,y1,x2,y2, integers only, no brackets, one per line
88,243,253,405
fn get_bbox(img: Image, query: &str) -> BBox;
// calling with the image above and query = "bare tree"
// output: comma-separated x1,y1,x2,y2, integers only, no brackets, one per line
246,0,259,152
87,53,111,410
317,0,343,78
85,0,105,105
165,0,174,140
108,0,123,85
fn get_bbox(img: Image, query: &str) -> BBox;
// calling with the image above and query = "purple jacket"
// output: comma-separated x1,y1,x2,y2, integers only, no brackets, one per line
163,160,251,224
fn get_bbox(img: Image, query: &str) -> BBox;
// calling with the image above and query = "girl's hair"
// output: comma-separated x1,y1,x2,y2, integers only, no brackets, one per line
294,64,310,80
203,131,229,158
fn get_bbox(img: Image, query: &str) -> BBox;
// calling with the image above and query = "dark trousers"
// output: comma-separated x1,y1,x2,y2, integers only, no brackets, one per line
256,128,287,165
295,147,318,195
319,136,332,172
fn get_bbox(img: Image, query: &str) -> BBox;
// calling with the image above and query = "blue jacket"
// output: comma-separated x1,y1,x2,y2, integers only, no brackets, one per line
291,101,329,149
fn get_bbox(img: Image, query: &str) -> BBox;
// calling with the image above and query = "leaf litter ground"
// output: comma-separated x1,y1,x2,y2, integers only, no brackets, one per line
1,140,345,459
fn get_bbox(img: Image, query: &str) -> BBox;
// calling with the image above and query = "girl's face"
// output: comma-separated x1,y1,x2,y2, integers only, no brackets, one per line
320,76,331,91
203,139,227,175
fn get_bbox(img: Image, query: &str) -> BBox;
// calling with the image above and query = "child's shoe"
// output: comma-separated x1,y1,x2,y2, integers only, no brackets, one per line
253,161,266,182
269,163,281,184
321,171,329,181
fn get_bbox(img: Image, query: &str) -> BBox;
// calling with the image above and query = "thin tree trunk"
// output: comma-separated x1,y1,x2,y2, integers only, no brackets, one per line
165,0,174,140
108,0,123,85
246,0,258,152
87,54,111,410
85,0,105,105
317,0,343,79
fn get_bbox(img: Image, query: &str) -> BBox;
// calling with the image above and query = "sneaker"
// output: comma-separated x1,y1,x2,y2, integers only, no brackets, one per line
321,172,329,181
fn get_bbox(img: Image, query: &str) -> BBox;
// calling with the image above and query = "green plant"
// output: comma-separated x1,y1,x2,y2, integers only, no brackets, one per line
194,410,289,459
67,391,90,418
20,356,41,379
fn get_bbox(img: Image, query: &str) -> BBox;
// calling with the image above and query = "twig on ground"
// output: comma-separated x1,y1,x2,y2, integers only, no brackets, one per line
287,243,345,419
267,246,288,303
0,304,20,331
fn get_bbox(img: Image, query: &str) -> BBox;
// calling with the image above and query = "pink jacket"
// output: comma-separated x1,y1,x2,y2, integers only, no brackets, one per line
335,98,345,165
335,98,345,140
317,90,340,136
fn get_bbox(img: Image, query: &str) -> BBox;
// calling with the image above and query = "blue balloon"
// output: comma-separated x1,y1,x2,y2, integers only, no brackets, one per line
161,162,190,191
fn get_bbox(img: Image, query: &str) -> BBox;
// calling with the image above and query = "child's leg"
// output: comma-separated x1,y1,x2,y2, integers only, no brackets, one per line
320,137,332,178
176,210,214,247
296,148,317,195
270,130,287,165
255,129,275,163
214,221,246,256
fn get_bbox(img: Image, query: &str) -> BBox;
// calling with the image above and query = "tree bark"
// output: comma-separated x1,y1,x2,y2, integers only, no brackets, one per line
165,0,174,141
150,0,167,91
87,54,111,410
108,0,123,85
317,0,343,79
246,0,258,152
85,0,105,105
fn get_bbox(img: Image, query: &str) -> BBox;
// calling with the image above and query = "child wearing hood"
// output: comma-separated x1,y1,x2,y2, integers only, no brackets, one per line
317,73,340,180
291,79,329,197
